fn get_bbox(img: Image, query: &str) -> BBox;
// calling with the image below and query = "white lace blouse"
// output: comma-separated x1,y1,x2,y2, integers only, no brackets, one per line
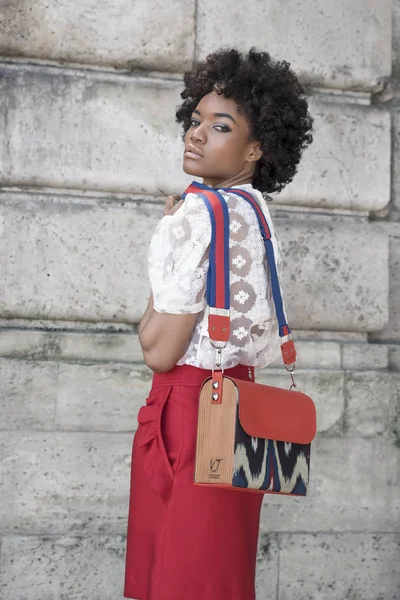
147,183,284,370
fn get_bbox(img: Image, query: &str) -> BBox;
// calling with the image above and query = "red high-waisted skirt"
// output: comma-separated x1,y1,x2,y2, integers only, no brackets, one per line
124,364,263,600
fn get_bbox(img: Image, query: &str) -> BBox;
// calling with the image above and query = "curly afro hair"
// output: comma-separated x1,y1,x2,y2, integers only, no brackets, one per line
176,47,314,195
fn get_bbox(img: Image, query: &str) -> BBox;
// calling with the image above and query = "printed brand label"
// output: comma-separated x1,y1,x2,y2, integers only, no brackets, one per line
208,458,223,479
210,458,223,472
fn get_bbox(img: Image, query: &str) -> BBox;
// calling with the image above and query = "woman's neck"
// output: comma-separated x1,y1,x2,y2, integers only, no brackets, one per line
202,174,253,189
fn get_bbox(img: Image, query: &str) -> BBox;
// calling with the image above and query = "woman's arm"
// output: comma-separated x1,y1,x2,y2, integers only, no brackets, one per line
139,293,155,335
139,192,199,372
139,309,199,373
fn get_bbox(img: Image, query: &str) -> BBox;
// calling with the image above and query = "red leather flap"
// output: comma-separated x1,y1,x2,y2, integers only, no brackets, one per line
227,377,317,444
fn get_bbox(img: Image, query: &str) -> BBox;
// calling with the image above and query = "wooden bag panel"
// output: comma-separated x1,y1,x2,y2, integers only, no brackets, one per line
194,378,237,485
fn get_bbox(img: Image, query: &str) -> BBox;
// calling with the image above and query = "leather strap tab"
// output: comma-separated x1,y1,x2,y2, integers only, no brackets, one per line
208,315,230,342
281,339,297,366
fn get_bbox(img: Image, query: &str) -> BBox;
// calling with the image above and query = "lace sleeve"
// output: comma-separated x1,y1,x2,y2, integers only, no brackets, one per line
148,193,211,314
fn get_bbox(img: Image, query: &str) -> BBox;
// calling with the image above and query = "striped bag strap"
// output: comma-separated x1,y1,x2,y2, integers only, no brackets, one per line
182,181,296,369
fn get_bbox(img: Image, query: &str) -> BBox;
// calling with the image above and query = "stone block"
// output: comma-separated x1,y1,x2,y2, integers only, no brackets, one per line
0,432,132,534
278,533,400,600
0,535,126,600
0,193,389,332
394,0,400,101
370,223,400,342
0,329,60,359
294,330,368,342
277,99,390,212
395,0,400,76
0,66,391,212
395,387,400,447
389,345,400,372
0,0,195,71
255,533,279,600
276,217,389,333
344,371,398,437
56,362,152,431
58,331,144,363
394,110,400,211
0,358,56,430
259,437,400,533
196,0,392,91
0,193,158,323
257,370,344,435
0,66,190,196
342,342,389,370
0,325,143,363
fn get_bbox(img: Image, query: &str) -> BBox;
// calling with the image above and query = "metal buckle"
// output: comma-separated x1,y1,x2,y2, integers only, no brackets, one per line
285,363,298,391
211,340,226,373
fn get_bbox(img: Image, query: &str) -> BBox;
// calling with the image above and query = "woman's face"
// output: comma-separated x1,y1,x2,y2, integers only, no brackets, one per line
182,91,261,188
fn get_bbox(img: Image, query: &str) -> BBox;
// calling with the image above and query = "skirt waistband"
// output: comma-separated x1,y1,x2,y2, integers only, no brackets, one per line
152,364,254,387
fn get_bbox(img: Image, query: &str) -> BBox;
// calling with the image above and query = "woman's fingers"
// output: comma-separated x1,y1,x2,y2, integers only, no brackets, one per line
169,199,184,215
163,195,174,215
163,194,183,216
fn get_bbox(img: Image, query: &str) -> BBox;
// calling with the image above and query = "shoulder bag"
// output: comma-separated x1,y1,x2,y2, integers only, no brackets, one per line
183,182,317,496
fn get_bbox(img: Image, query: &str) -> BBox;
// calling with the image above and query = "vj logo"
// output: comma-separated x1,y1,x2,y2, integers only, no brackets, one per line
210,458,223,472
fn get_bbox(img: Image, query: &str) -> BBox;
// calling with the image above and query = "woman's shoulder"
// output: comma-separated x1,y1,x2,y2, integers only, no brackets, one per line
149,191,211,258
218,184,271,219
217,184,265,209
221,184,283,265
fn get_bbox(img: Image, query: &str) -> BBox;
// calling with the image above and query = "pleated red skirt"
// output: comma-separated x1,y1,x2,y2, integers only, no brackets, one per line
124,364,263,600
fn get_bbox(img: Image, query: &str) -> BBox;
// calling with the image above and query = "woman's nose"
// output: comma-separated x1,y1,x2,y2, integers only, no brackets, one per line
190,125,205,144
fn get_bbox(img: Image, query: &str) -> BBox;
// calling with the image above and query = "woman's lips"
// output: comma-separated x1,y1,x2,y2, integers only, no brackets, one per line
184,145,204,159
184,150,203,159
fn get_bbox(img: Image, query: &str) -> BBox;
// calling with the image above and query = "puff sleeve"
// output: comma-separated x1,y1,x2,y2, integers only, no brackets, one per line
148,193,211,314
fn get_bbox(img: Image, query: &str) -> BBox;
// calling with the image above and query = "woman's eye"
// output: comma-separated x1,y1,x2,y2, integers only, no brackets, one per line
214,124,231,132
188,119,231,132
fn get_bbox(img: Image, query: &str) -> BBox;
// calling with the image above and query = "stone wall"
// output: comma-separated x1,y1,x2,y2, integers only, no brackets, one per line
0,1,399,598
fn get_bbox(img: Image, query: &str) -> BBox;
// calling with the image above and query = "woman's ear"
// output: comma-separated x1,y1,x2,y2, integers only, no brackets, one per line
247,141,263,163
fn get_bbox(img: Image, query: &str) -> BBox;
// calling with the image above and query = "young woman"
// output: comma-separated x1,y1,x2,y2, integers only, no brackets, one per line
124,47,313,600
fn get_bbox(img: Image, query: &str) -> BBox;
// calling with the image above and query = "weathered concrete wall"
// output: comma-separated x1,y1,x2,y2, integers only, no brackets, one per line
0,0,399,598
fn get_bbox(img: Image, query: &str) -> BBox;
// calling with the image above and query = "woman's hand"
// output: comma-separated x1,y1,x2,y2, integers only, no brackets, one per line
163,194,184,216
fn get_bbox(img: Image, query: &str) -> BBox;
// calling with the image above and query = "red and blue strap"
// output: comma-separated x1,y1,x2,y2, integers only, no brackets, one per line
224,188,290,338
182,181,231,342
182,181,296,365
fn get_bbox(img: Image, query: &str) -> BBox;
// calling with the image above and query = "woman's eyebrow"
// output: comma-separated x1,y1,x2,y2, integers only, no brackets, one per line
193,108,237,125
